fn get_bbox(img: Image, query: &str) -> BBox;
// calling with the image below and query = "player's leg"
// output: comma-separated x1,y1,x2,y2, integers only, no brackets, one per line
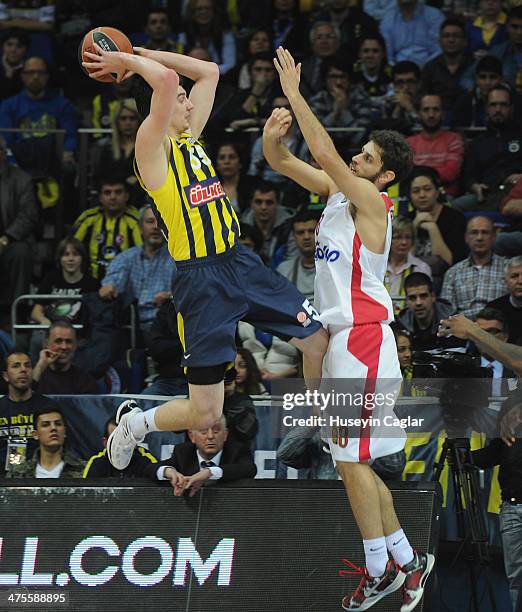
337,460,405,611
107,366,227,470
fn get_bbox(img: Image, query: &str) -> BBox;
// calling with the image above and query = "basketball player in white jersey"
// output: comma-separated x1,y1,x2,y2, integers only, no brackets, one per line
263,47,435,611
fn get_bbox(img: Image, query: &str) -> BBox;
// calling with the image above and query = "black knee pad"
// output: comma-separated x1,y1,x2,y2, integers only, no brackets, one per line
187,363,228,385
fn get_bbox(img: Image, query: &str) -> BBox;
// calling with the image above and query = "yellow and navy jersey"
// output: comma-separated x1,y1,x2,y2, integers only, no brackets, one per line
135,133,240,262
72,206,142,280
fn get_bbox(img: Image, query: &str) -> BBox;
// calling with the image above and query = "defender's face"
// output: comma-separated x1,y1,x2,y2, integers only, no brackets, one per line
350,141,385,184
171,86,194,133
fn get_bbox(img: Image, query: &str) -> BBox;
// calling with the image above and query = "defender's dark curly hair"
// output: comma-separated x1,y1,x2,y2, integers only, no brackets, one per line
369,130,414,185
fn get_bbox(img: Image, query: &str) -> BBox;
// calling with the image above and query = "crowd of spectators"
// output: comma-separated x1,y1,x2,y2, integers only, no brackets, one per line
0,0,521,500
0,6,521,604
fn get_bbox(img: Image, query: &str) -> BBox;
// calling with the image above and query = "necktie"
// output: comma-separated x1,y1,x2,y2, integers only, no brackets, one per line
201,460,215,468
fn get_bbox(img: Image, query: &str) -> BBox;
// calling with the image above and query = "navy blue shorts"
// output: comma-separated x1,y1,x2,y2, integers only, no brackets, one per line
172,244,322,368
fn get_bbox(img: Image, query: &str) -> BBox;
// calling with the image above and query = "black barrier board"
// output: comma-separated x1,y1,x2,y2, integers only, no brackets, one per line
0,482,440,611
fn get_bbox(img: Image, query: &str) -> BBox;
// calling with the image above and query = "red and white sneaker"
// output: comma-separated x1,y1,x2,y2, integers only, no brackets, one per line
340,558,405,611
400,551,435,612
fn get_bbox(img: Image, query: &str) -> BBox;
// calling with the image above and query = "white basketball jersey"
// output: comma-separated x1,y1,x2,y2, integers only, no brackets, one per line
314,191,395,328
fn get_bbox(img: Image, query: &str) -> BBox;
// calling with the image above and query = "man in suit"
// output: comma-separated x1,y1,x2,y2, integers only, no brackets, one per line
145,415,256,496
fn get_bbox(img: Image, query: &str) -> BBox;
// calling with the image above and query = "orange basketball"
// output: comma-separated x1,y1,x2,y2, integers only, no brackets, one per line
79,26,133,83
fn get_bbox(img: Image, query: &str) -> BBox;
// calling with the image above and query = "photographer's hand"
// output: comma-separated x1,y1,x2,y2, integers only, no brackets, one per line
439,315,522,376
438,314,473,340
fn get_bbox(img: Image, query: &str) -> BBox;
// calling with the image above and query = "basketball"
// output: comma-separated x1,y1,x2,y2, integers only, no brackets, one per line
79,26,133,83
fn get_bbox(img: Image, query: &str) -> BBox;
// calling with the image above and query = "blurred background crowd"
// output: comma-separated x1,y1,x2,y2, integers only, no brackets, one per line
0,0,519,396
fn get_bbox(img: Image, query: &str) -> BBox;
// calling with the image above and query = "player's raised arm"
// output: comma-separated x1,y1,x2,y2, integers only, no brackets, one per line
83,46,178,191
263,108,335,197
273,47,388,220
133,47,219,139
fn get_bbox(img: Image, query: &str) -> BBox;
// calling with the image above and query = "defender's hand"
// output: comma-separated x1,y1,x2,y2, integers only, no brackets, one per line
274,47,301,98
264,108,292,140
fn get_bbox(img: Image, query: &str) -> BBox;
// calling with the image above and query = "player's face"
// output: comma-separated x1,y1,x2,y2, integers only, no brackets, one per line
140,208,164,247
440,25,466,54
506,265,522,300
99,183,129,215
390,230,413,260
359,40,384,70
350,142,385,184
34,412,65,450
293,220,317,257
465,217,495,255
60,245,83,276
3,353,32,392
419,95,442,132
216,145,241,178
405,285,435,320
171,87,194,133
396,335,412,369
475,71,502,97
251,190,278,223
410,176,438,212
48,327,77,367
189,420,228,459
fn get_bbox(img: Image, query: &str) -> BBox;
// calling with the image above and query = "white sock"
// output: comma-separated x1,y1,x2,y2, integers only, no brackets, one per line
385,529,414,567
363,537,388,578
129,407,160,439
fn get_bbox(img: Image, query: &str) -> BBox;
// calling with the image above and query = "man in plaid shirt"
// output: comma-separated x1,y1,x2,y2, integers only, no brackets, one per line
441,215,506,317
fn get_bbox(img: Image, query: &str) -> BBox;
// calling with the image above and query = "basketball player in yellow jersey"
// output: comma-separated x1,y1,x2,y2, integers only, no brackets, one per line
82,45,328,476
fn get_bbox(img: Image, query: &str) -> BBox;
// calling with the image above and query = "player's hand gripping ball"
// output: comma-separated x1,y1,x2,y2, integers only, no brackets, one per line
79,26,133,83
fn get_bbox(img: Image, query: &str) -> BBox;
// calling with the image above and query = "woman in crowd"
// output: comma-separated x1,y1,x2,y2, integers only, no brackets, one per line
392,327,428,397
90,98,142,205
408,166,467,292
30,237,99,359
385,216,432,314
237,29,273,89
215,142,256,213
179,0,236,75
235,347,267,396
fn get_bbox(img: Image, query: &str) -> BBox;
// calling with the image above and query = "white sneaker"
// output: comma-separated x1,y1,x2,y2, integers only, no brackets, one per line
107,400,144,469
